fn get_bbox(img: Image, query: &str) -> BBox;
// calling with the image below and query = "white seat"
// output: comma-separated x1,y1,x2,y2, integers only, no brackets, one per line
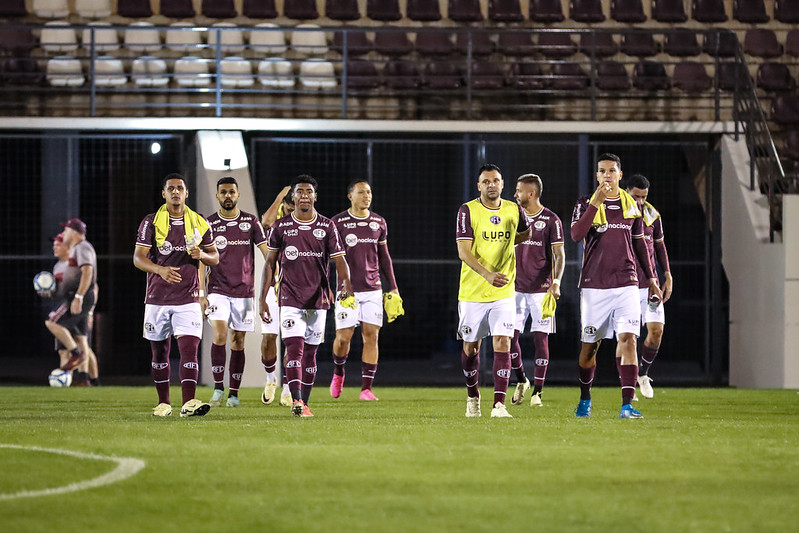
220,57,254,87
41,21,78,53
174,56,211,87
46,56,85,86
291,24,329,56
166,22,204,53
75,0,112,18
33,0,70,18
81,22,120,52
299,59,336,89
93,56,127,86
250,23,287,55
124,22,161,53
207,23,246,53
132,56,169,87
258,58,295,88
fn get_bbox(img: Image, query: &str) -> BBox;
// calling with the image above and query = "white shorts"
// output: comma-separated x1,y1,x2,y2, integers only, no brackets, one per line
580,286,640,343
335,289,383,330
280,306,327,345
515,291,555,334
205,293,255,332
260,285,280,335
143,303,203,341
639,288,666,325
457,298,515,342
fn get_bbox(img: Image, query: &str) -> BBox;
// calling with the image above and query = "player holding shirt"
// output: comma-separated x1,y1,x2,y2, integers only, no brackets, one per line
456,164,531,418
259,175,353,418
570,154,661,419
199,177,268,408
625,174,673,399
510,174,565,407
330,180,401,402
134,173,219,418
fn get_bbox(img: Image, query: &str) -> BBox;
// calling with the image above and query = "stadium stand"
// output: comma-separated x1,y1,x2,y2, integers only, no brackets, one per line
75,0,113,18
580,32,618,57
0,0,27,18
2,57,43,85
174,56,211,86
469,60,505,89
570,0,606,22
219,57,255,87
703,31,737,57
530,0,565,22
456,31,494,55
488,0,524,22
132,56,170,86
416,31,455,56
595,60,631,90
257,57,294,87
672,62,712,93
498,31,536,56
33,0,70,19
333,31,373,56
124,22,162,52
284,0,320,20
41,21,79,54
384,59,421,89
81,22,121,53
290,24,329,56
166,22,204,52
633,60,670,91
243,0,278,18
663,30,702,57
692,0,727,22
117,0,153,18
424,60,461,89
733,0,769,23
774,0,799,23
160,0,197,18
550,62,588,90
374,31,413,56
93,56,127,86
326,0,362,20
716,62,750,91
756,63,796,93
345,59,381,89
202,0,239,19
46,56,85,86
538,32,578,58
508,61,546,89
250,23,287,55
448,0,484,22
744,29,783,59
407,0,443,21
0,27,36,54
782,130,799,161
367,0,403,21
772,95,799,125
207,23,246,53
652,0,688,22
621,32,660,57
299,58,337,88
611,0,647,23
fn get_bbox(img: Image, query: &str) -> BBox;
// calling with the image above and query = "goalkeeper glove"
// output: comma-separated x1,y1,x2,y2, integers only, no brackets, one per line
339,293,357,309
383,292,404,323
541,292,557,319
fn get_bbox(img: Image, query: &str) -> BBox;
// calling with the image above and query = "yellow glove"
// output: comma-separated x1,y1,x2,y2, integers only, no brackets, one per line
541,292,557,319
339,293,357,309
383,292,404,323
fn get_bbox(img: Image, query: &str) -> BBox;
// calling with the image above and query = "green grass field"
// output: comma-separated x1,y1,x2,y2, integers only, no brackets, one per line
1,386,798,533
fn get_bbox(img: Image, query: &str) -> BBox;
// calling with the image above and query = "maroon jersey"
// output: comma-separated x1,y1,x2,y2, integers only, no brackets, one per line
206,210,268,298
267,211,345,310
332,209,388,293
571,196,644,289
136,213,214,305
515,206,564,294
636,216,665,289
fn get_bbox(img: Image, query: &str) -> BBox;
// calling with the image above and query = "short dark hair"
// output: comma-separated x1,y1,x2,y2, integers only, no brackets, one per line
283,193,295,206
347,179,370,195
162,173,186,190
517,174,543,196
478,163,502,176
290,174,318,193
216,176,238,189
625,173,650,190
597,153,621,170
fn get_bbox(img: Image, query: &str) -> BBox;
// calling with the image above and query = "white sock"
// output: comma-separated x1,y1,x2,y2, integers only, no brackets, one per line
266,371,277,383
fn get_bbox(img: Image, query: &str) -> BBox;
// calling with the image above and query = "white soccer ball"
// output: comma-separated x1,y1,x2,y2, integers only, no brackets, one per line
48,368,72,388
34,271,56,292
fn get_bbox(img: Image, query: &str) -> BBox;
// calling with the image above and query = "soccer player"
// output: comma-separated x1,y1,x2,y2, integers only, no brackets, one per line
510,174,565,407
456,164,531,418
625,174,673,399
259,174,353,418
134,173,219,418
329,180,401,401
570,153,662,419
199,177,268,408
39,233,73,369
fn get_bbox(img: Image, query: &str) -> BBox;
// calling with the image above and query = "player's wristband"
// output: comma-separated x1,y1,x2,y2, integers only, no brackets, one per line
551,279,560,286
198,290,205,297
74,294,84,300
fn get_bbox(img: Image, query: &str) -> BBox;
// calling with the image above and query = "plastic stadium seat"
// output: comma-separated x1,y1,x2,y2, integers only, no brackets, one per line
771,95,799,125
258,58,294,88
633,60,670,90
299,59,337,89
2,58,44,85
757,62,796,92
124,22,161,53
344,59,381,89
243,0,278,18
75,0,112,18
415,32,454,56
530,0,565,22
744,29,782,59
469,61,505,89
202,0,238,18
621,32,660,57
538,33,577,59
33,0,70,18
219,57,254,87
117,0,153,18
424,61,461,89
570,0,605,22
449,0,484,22
595,61,630,90
166,22,204,53
290,24,328,56
81,22,120,53
374,31,413,56
703,31,738,57
326,0,361,20
367,0,402,20
41,21,79,54
611,0,646,22
672,62,711,92
93,56,127,86
489,0,524,22
250,23,287,55
781,130,799,161
550,62,588,90
652,0,687,21
716,62,749,91
0,0,27,17
407,0,442,21
692,0,727,22
46,56,85,86
775,0,799,23
455,32,495,56
498,32,536,57
284,0,319,20
174,56,211,87
734,0,769,22
0,28,36,54
579,32,618,58
132,56,169,86
509,62,546,90
333,31,373,57
787,31,799,57
208,23,246,53
663,31,701,57
384,60,420,89
160,0,196,18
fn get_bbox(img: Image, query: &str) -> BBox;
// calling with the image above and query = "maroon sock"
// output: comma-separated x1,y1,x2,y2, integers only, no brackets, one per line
210,343,226,390
510,330,526,383
229,349,245,396
578,365,595,401
640,344,660,376
300,344,318,404
283,337,304,401
461,350,480,398
532,332,549,392
493,351,511,406
361,362,377,390
333,354,347,377
177,336,200,405
150,339,171,405
619,364,639,406
262,357,277,374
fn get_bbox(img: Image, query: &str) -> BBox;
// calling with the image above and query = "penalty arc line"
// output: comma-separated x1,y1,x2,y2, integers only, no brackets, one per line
0,444,146,501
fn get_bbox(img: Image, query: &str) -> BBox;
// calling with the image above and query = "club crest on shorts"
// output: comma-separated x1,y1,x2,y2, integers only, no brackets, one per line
583,326,597,335
338,312,348,320
144,322,155,332
460,325,472,336
282,319,295,329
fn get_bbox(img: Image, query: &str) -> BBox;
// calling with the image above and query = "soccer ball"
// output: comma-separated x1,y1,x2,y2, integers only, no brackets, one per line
48,368,72,388
34,271,56,292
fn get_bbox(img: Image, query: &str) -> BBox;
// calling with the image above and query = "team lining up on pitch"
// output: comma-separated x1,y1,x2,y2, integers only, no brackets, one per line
128,152,671,419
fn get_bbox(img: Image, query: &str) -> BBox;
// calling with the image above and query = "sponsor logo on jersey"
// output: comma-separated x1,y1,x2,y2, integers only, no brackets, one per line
157,241,174,255
227,221,238,226
338,216,351,222
458,210,468,234
313,228,326,239
357,222,368,227
282,319,295,329
584,326,597,335
343,222,357,229
215,225,226,233
534,220,546,231
278,221,293,228
521,240,543,246
607,205,621,210
482,230,512,241
214,236,228,250
239,222,251,232
144,322,155,332
490,215,501,225
345,234,358,247
284,246,323,260
596,224,608,233
299,225,311,231
369,221,380,231
604,223,630,230
285,229,298,236
503,322,514,330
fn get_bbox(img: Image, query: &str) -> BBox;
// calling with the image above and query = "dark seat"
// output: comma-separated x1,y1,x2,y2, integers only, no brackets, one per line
757,62,796,92
374,31,413,56
367,0,402,20
326,0,361,20
509,62,546,89
345,59,380,89
2,57,44,85
595,61,630,90
781,130,799,161
498,31,536,57
652,0,687,21
692,0,727,22
202,0,237,18
717,62,750,91
332,31,372,56
663,31,701,57
284,0,319,19
469,61,505,89
633,60,670,90
456,32,495,56
744,29,782,58
242,0,278,18
408,0,442,21
570,0,605,22
489,0,524,22
775,0,799,23
621,32,660,57
538,33,578,58
580,32,618,58
384,60,420,89
771,95,799,125
0,28,36,54
611,0,646,22
530,0,565,21
160,0,196,17
703,31,738,57
733,0,769,22
672,62,712,92
424,61,461,89
416,32,454,56
550,62,588,90
449,0,484,21
118,0,154,17
786,30,799,57
0,0,27,17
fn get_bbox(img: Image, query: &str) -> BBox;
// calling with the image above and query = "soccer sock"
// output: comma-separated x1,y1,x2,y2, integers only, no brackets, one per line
361,362,377,391
150,339,171,405
510,330,526,383
177,335,200,405
532,332,549,393
282,365,288,389
229,349,245,397
619,364,639,406
493,351,511,406
300,344,319,405
262,356,277,381
210,343,226,391
283,337,304,401
640,344,660,376
578,365,595,401
461,350,480,398
333,354,347,377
